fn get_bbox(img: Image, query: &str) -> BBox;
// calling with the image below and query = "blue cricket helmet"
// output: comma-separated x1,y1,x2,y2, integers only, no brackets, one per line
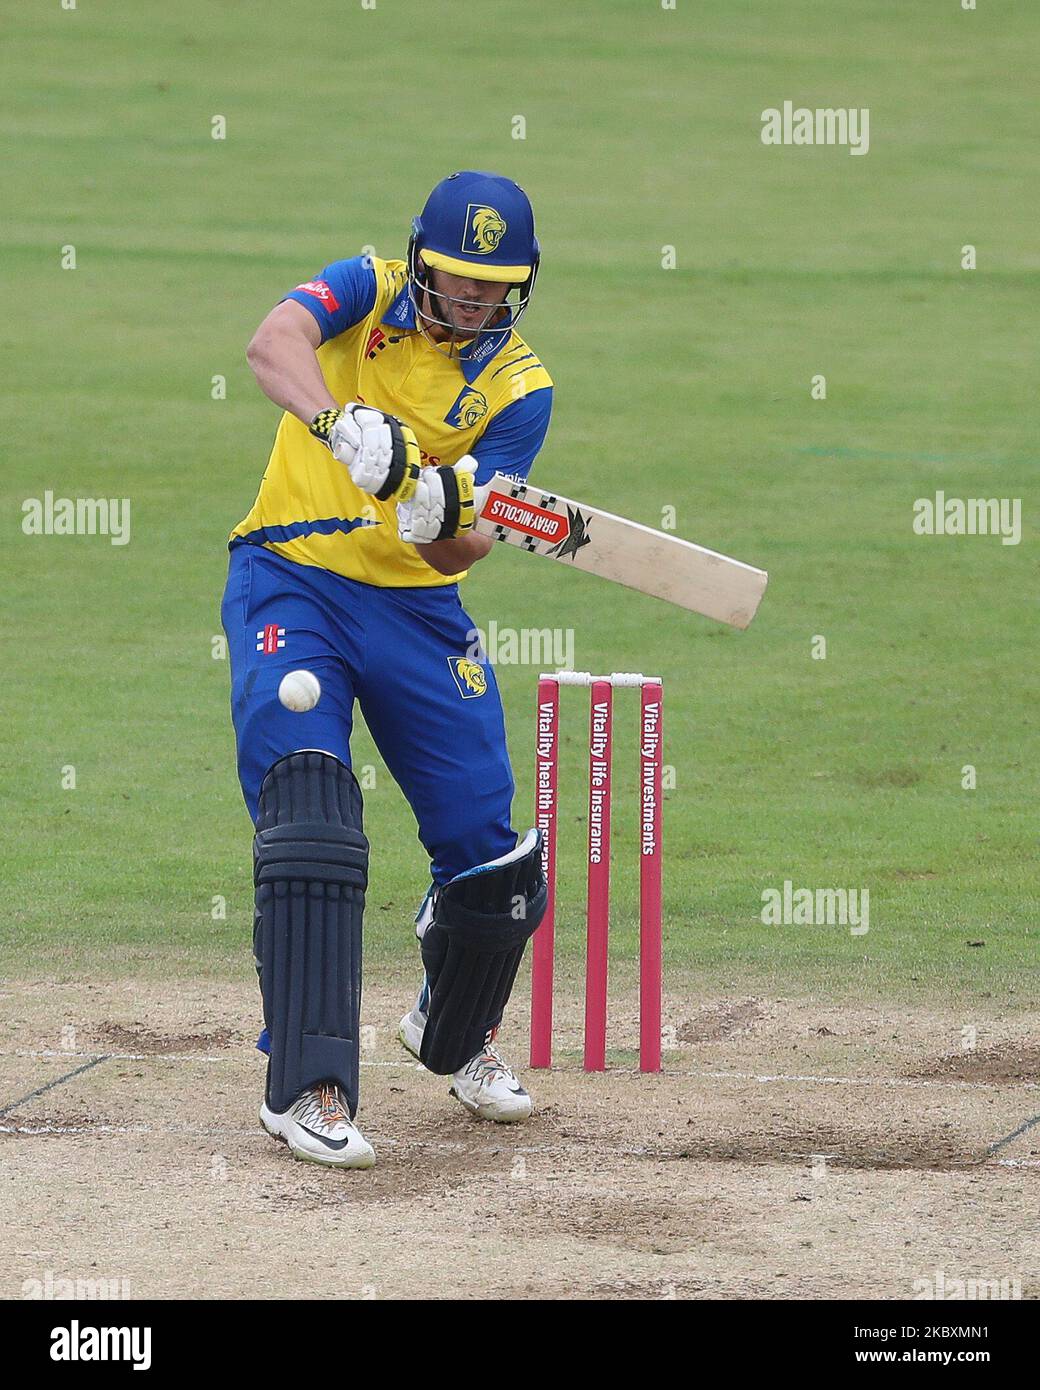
408,171,540,347
412,170,539,282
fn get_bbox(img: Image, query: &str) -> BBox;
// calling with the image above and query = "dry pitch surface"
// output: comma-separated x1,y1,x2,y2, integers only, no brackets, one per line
2,976,1037,1301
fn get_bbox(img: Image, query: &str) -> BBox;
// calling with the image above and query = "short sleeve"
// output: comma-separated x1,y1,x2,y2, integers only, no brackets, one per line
471,386,553,486
282,257,378,343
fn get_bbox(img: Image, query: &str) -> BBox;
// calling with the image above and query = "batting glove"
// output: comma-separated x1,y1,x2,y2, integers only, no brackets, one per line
397,457,478,544
309,404,421,502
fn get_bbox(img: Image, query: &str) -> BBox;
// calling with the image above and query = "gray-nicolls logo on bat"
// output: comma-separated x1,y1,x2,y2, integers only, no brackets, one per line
547,506,592,560
473,470,767,628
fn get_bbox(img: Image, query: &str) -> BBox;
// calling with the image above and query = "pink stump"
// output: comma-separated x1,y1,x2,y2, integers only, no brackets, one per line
530,677,559,1068
639,681,663,1072
584,679,613,1071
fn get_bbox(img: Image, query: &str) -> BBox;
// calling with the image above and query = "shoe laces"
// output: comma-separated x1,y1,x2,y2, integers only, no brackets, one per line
318,1083,349,1123
297,1083,350,1129
466,1041,515,1085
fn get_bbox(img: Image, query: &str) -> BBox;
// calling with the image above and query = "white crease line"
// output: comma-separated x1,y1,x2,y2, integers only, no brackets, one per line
699,1069,1039,1092
2,1123,159,1136
3,1051,1035,1092
7,1049,415,1068
0,1122,668,1148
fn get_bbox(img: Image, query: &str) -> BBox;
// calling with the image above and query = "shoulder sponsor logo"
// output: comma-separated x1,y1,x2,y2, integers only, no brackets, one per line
294,279,341,312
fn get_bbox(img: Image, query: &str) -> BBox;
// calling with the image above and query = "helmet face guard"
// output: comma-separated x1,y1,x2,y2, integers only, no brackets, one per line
407,228,539,358
406,173,541,358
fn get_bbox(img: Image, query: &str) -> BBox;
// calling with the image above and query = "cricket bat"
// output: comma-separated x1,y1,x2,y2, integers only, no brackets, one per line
474,473,768,629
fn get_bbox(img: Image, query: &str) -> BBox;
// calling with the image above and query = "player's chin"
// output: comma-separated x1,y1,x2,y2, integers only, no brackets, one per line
450,310,492,336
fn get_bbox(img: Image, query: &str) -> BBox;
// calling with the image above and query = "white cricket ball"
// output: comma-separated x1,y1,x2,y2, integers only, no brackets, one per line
278,669,321,713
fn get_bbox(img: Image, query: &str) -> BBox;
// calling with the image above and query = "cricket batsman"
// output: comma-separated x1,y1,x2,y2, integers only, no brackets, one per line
221,172,552,1168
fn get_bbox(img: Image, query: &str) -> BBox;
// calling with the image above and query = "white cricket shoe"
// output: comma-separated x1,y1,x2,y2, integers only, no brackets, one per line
398,1000,533,1123
450,1039,533,1122
398,999,429,1060
260,1082,375,1168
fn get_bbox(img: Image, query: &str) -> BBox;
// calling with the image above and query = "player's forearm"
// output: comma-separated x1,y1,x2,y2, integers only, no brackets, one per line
246,323,339,423
416,534,494,576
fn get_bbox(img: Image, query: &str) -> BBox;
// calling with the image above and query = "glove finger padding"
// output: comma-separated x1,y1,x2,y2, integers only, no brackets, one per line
437,460,477,537
398,459,478,544
372,411,421,503
419,830,546,1075
314,403,421,503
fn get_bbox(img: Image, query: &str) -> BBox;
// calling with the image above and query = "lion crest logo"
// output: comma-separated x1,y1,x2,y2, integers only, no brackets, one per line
463,204,507,255
445,387,489,430
448,657,487,698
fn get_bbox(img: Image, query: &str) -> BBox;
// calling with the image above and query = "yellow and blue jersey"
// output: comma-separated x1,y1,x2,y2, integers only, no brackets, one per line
230,256,553,587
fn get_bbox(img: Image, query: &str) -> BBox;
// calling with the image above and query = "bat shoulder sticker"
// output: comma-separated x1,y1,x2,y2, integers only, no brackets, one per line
475,474,767,629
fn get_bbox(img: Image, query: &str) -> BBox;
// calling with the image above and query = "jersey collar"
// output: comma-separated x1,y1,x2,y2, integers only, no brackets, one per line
382,285,513,383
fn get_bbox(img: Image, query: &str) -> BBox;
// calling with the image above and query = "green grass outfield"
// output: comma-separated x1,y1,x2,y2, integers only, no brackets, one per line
2,0,1036,1011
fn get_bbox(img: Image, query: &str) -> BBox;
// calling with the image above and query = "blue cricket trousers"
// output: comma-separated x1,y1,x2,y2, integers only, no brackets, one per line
220,543,516,883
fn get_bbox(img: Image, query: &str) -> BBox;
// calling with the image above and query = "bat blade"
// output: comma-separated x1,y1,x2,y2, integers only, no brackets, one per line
474,474,768,628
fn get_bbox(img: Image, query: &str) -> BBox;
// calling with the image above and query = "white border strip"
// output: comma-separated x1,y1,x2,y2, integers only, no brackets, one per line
3,1050,1037,1091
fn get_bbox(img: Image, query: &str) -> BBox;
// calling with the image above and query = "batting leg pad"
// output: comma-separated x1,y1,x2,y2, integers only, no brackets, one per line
255,751,369,1116
419,829,547,1075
